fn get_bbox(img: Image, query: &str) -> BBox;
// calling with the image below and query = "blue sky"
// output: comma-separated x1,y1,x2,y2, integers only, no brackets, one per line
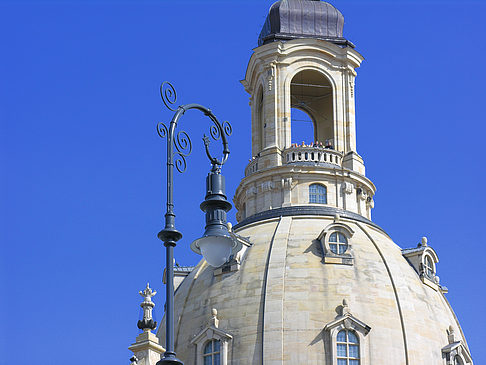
1,1,485,364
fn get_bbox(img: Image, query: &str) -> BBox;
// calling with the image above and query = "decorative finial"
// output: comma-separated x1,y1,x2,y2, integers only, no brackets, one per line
137,283,157,332
420,236,428,247
448,325,456,343
342,299,350,315
227,222,233,232
209,308,219,328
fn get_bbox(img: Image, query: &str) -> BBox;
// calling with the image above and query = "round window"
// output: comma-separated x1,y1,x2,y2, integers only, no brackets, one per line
329,232,348,254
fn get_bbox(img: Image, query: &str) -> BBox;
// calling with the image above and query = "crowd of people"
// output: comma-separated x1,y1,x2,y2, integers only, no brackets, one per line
290,139,334,149
248,139,334,162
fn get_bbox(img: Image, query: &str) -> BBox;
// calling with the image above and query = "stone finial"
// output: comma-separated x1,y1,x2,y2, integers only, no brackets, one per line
342,299,351,315
448,325,456,344
137,283,157,332
130,355,138,365
139,282,157,302
209,308,219,328
420,236,428,247
227,222,233,232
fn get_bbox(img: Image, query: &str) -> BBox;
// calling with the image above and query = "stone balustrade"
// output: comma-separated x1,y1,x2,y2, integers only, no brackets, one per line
283,146,343,167
244,146,343,177
245,158,259,177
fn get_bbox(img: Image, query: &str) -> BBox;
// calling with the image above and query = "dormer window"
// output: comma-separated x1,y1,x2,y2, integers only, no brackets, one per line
329,232,348,255
318,222,355,265
402,237,442,291
191,308,233,365
324,299,371,365
309,183,327,204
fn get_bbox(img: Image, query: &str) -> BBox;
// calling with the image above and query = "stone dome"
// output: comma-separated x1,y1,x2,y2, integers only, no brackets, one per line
146,2,473,364
258,0,353,47
157,213,472,364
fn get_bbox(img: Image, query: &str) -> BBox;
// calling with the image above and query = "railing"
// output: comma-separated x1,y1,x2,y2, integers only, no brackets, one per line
283,146,342,166
245,158,259,176
244,146,343,177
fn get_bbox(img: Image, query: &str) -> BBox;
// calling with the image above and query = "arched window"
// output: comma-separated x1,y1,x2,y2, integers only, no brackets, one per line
309,184,327,204
424,255,434,278
203,339,221,365
337,329,360,365
329,232,348,255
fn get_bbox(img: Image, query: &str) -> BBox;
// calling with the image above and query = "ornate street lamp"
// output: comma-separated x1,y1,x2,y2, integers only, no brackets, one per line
155,82,239,365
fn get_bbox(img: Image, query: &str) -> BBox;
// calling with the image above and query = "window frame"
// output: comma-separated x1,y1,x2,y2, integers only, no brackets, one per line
309,183,327,204
336,329,360,365
318,223,355,265
422,254,435,279
327,322,370,365
329,232,349,255
202,339,221,365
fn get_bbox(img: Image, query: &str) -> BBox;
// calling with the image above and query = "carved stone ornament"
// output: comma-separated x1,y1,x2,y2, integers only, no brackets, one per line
349,80,355,98
266,62,276,91
282,177,292,188
137,283,157,332
261,181,274,192
209,308,219,328
357,188,367,201
366,197,374,208
245,186,257,197
342,181,354,194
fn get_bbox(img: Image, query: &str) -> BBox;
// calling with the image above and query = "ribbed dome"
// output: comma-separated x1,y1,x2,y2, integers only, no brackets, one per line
258,0,353,47
158,214,472,364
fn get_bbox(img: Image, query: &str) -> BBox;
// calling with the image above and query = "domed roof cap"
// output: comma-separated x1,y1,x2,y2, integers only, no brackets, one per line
258,0,354,47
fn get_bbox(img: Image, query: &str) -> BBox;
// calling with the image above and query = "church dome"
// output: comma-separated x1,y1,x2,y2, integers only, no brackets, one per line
258,0,353,47
158,213,472,364
133,2,473,365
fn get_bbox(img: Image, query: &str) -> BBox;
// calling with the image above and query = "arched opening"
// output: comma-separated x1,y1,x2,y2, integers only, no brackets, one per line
256,86,265,151
291,107,315,145
290,69,333,147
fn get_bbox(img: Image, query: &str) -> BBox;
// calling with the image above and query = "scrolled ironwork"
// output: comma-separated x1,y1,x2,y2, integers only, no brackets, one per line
174,130,192,157
160,82,178,112
174,155,187,174
157,122,168,139
209,124,221,141
222,120,233,137
173,130,192,173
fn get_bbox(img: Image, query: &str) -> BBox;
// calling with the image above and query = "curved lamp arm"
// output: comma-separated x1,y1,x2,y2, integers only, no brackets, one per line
155,82,234,365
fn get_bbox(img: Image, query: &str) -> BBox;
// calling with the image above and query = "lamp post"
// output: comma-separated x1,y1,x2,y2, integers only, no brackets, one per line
155,82,239,365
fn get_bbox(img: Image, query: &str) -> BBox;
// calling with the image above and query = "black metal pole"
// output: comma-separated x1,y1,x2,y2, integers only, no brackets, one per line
156,82,232,365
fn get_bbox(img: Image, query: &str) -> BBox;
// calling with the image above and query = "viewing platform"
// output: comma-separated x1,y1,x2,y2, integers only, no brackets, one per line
245,145,343,177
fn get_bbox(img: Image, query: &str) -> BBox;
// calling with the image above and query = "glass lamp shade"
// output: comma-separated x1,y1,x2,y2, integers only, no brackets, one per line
193,235,234,267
